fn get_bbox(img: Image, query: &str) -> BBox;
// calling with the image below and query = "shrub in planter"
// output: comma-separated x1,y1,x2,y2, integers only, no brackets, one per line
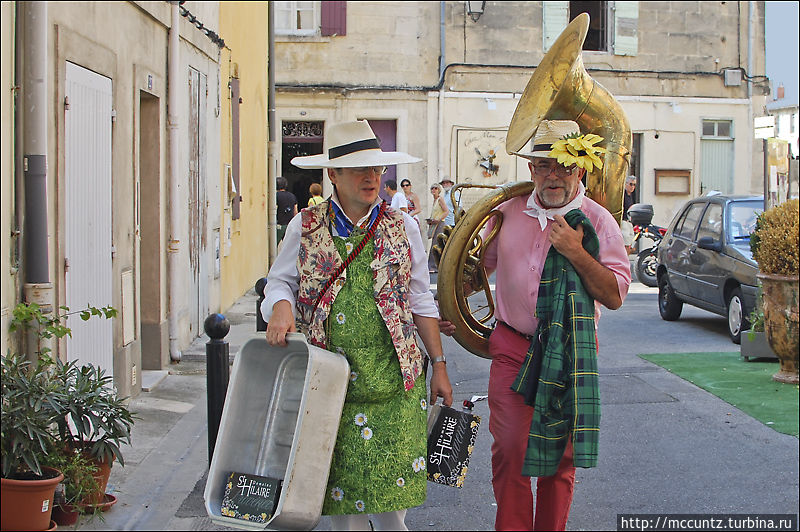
750,199,799,383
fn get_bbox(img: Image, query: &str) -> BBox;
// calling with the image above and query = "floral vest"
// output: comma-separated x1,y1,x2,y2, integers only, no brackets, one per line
296,202,423,391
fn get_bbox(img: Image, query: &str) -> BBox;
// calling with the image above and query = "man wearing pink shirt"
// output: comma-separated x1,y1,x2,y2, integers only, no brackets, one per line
442,120,630,531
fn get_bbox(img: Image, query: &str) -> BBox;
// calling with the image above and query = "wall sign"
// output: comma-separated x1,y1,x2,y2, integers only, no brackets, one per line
655,169,691,195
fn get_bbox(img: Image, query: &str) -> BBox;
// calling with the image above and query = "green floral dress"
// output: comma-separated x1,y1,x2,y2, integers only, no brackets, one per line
321,235,428,516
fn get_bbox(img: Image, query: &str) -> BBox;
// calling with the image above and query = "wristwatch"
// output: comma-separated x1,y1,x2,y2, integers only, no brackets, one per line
429,355,446,365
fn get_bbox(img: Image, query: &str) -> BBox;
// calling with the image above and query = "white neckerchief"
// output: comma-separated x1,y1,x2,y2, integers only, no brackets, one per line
523,182,585,230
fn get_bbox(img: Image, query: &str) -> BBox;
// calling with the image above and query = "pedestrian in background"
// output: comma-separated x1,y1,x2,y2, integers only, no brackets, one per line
308,182,325,206
276,176,298,244
400,178,423,226
426,183,448,273
622,175,637,253
385,179,409,213
262,120,453,531
439,176,456,227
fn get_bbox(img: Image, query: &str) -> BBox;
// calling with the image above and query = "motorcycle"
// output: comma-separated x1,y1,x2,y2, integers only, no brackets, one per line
633,222,666,287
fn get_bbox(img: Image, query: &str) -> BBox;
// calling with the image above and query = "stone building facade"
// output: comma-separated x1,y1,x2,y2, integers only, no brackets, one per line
1,1,246,398
275,1,769,228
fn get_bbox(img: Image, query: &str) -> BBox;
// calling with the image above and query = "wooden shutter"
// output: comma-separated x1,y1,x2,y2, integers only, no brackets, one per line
231,77,241,219
543,1,569,52
613,1,638,56
321,1,346,36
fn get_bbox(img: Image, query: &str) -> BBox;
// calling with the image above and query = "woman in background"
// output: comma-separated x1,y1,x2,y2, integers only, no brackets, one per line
400,179,422,226
426,183,448,274
308,182,325,206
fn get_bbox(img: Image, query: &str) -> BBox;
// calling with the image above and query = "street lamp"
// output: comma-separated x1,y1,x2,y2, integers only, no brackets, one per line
466,0,486,22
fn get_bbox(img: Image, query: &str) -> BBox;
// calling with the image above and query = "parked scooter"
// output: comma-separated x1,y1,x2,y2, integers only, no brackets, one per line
627,204,666,287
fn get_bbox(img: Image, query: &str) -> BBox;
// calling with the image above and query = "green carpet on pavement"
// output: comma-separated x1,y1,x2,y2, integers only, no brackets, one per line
639,352,799,437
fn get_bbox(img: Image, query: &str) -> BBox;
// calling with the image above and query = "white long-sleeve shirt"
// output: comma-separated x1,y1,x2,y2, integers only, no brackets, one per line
261,192,438,323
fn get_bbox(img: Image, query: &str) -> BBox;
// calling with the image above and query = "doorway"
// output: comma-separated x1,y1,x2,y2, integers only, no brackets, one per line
139,91,164,369
282,121,323,208
365,119,397,203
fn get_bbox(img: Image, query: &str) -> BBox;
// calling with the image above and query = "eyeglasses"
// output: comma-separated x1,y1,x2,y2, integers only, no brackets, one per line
532,162,576,178
401,183,411,187
350,166,388,176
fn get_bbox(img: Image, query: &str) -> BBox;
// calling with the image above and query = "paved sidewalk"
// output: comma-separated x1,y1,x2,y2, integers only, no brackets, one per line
75,283,799,531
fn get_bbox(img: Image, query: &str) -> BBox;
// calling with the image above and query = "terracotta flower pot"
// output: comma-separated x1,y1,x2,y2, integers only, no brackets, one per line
757,272,800,384
0,467,64,531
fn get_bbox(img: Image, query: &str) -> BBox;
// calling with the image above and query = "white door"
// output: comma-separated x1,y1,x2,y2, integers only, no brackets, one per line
188,67,208,335
64,61,114,375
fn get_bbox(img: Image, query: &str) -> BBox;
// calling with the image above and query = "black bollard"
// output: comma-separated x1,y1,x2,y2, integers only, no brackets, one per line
255,277,268,332
205,313,230,467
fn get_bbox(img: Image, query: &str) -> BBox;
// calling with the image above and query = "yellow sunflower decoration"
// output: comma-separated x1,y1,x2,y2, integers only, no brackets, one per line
549,132,607,173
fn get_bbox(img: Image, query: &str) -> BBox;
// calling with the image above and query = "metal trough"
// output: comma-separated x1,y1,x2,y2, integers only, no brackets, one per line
205,334,349,530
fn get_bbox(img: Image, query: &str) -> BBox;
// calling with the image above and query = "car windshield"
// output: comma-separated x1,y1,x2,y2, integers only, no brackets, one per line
726,201,763,241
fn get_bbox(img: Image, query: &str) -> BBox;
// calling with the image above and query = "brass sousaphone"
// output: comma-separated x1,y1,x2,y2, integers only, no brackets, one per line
436,13,632,357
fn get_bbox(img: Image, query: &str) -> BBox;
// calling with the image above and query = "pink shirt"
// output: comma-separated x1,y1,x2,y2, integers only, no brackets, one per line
483,193,631,337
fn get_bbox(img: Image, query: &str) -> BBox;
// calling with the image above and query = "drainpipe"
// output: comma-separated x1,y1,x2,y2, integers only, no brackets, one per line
267,1,277,264
168,1,182,362
21,1,53,360
437,1,446,181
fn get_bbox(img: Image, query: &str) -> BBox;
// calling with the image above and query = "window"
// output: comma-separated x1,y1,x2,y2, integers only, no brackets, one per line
675,203,705,240
791,113,797,134
696,203,723,242
275,1,346,37
543,1,638,55
570,1,607,51
275,1,318,36
702,119,733,139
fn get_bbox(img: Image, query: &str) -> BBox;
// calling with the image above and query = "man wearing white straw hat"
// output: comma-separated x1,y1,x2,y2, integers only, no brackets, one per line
261,120,453,531
441,119,631,530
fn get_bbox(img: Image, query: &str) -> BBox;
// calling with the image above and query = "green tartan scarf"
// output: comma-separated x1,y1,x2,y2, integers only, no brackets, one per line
510,208,600,477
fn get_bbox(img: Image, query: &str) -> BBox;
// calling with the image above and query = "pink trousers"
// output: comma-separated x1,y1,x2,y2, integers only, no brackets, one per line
488,323,576,531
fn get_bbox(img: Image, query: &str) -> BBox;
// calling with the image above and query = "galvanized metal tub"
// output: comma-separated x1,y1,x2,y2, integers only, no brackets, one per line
204,333,350,530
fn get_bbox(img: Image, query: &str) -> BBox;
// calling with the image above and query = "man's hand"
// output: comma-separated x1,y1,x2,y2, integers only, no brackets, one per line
429,364,453,407
438,319,456,337
549,214,585,260
549,215,623,310
266,300,296,346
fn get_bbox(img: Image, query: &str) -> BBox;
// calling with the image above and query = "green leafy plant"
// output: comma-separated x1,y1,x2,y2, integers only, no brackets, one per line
55,361,136,467
746,305,765,341
750,199,800,276
1,352,63,478
2,302,130,484
43,447,100,507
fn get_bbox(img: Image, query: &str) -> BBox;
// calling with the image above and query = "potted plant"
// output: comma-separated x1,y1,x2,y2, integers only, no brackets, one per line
54,357,135,505
740,302,776,361
43,447,101,526
1,351,65,531
750,198,799,383
2,302,129,530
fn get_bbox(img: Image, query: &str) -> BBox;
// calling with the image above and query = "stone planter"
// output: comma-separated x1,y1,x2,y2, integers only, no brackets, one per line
740,330,777,361
757,273,799,384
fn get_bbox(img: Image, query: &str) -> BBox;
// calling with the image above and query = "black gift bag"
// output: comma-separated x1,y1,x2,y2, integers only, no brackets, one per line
426,402,481,488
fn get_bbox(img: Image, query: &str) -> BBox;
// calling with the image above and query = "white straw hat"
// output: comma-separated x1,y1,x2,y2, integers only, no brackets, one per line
291,120,421,169
516,120,580,159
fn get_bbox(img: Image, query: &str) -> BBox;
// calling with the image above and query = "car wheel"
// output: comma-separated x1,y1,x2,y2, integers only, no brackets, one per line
658,274,683,321
727,287,749,345
636,249,659,287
